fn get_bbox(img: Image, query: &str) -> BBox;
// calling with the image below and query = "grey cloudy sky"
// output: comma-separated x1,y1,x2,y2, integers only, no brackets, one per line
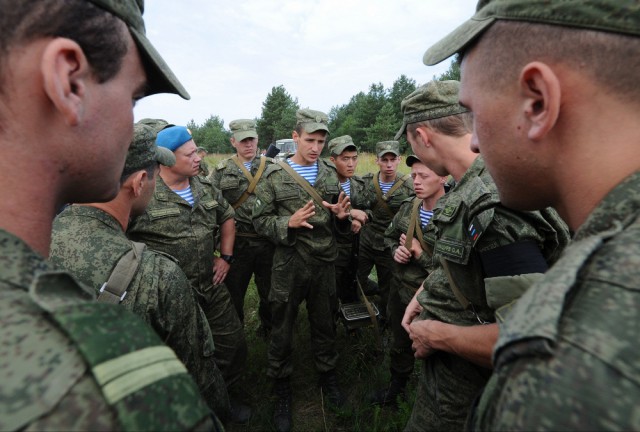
134,0,477,128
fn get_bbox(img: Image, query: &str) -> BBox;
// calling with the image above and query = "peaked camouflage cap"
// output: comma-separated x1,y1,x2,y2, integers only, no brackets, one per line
124,123,175,175
296,109,330,134
395,80,468,140
328,135,357,156
137,118,174,134
376,141,400,158
87,0,190,99
423,0,640,66
229,119,258,141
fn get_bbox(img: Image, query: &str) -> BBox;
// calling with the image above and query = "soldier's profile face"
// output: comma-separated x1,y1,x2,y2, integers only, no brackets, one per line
411,162,443,200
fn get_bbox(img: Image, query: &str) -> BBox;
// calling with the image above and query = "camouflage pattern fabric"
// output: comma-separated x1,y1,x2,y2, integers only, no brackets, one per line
210,156,275,327
405,156,570,431
471,171,640,431
128,175,247,389
50,205,230,418
198,160,211,178
384,198,431,380
0,229,213,431
252,159,349,378
358,172,415,318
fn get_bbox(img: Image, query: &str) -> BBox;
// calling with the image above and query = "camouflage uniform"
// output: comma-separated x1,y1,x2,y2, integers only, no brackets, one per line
50,205,230,418
359,157,414,318
210,155,275,329
253,158,350,378
0,229,214,431
470,172,640,430
405,156,570,431
383,197,431,382
128,175,248,388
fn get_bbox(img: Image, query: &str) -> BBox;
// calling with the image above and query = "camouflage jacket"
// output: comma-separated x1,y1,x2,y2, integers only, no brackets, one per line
472,171,640,431
252,158,350,263
360,171,415,251
209,155,273,234
0,229,212,431
50,205,226,415
336,174,375,246
128,175,235,294
384,197,431,304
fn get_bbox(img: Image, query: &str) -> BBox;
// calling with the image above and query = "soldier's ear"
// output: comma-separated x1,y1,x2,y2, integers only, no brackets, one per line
128,170,147,197
518,61,561,141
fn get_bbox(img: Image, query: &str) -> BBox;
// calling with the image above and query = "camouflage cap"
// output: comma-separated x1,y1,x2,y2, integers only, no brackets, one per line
87,0,190,99
405,154,423,167
229,119,258,141
296,109,330,134
376,141,400,158
394,80,468,140
328,135,357,156
124,123,175,175
423,0,640,66
137,118,174,134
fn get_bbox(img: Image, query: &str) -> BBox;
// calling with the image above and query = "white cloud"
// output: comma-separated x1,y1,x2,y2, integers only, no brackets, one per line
135,0,477,127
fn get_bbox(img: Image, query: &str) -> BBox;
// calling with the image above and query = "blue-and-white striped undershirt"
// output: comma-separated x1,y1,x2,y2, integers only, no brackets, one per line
340,179,351,197
175,186,194,206
379,180,394,194
243,161,252,171
288,160,318,185
420,207,434,229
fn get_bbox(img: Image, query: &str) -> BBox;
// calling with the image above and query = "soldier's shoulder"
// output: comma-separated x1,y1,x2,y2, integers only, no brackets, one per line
263,161,283,177
362,172,374,180
321,158,337,169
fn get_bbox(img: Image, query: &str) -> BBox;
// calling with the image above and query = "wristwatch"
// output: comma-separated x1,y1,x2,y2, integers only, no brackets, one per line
221,254,235,264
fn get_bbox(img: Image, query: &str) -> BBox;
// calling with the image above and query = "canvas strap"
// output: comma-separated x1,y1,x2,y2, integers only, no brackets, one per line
97,241,146,304
277,160,329,214
404,197,430,255
373,172,411,218
231,156,267,209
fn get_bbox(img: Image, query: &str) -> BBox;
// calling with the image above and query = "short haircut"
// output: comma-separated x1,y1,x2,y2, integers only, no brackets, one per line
466,20,640,105
407,111,473,138
0,0,129,90
121,162,157,184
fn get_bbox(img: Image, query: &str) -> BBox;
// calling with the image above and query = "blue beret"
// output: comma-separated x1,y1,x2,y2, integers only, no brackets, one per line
157,126,193,152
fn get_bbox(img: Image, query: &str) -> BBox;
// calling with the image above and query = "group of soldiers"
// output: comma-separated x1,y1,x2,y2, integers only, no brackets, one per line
2,0,639,431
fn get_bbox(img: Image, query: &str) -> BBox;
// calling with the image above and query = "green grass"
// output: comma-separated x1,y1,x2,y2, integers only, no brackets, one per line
227,277,419,432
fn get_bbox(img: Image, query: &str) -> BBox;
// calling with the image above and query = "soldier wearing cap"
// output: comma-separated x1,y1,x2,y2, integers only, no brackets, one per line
128,125,252,424
50,122,228,424
422,0,640,430
369,156,447,408
253,108,351,432
327,135,373,307
359,141,414,324
0,1,220,430
196,146,210,177
396,80,570,431
209,119,275,337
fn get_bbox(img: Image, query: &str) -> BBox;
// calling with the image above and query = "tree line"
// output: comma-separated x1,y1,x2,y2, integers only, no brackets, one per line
188,60,460,154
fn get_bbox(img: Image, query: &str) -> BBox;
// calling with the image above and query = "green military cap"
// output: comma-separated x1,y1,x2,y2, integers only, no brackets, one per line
424,0,640,66
229,119,258,141
394,80,468,140
137,118,174,134
124,123,175,175
87,0,190,99
406,155,423,167
296,109,330,134
376,141,400,158
328,135,357,156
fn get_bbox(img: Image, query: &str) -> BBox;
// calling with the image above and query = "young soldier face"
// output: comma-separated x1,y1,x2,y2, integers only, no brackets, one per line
376,153,400,178
330,149,358,181
410,161,445,200
231,137,258,162
292,130,327,165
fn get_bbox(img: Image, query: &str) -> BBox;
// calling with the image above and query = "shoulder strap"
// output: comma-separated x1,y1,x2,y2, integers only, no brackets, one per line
373,173,411,218
97,241,146,304
404,198,422,250
277,160,329,213
232,156,267,209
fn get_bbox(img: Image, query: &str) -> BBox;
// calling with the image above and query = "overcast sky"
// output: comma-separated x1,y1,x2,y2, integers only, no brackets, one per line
133,0,477,128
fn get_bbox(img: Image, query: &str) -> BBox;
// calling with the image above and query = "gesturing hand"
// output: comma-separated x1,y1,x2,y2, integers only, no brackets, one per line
288,200,316,229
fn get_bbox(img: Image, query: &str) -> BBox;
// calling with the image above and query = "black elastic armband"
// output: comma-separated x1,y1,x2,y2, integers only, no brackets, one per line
480,240,548,278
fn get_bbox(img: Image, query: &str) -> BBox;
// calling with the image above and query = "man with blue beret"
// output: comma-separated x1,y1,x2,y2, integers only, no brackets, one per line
422,0,640,429
0,0,221,430
128,125,252,424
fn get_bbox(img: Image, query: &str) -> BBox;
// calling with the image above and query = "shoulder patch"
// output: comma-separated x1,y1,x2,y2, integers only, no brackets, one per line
442,203,459,218
468,216,485,246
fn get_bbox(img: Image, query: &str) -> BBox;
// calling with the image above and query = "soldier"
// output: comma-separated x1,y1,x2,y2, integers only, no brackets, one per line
209,119,275,337
50,123,229,421
127,125,251,424
359,141,414,323
397,80,570,431
327,135,372,307
197,146,210,177
0,1,217,431
422,0,640,429
253,109,351,432
370,155,446,408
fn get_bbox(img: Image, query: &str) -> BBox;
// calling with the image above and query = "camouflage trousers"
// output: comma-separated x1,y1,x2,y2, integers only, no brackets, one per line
195,282,248,389
334,242,358,306
404,347,491,431
388,279,416,380
357,240,393,319
267,248,338,379
225,234,274,329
